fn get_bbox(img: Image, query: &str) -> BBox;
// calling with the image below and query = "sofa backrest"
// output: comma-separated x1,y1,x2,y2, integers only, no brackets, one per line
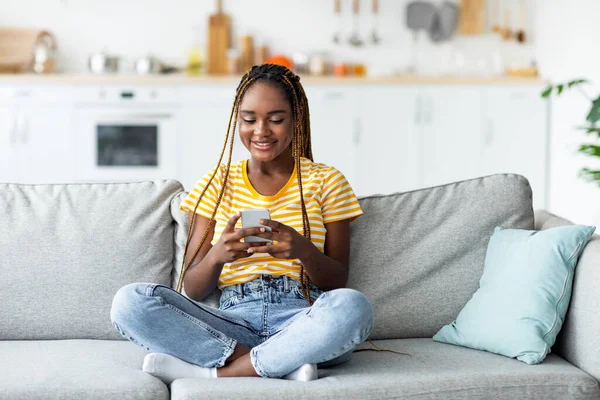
0,180,183,340
348,174,534,339
171,174,535,340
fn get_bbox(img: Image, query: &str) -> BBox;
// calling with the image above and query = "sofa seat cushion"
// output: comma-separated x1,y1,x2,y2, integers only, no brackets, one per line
0,339,168,400
170,339,599,400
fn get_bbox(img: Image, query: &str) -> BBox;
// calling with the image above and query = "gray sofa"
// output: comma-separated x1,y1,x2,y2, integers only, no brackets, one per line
1,174,599,400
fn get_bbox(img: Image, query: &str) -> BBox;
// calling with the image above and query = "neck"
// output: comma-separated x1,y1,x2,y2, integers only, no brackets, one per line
248,152,296,176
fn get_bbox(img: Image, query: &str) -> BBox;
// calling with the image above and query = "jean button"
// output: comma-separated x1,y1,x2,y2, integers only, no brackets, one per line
263,275,271,282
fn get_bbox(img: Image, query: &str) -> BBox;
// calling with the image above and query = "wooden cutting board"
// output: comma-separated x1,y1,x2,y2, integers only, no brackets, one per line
207,0,231,75
458,0,485,35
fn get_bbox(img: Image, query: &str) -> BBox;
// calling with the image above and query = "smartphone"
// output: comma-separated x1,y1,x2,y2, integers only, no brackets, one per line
241,208,272,243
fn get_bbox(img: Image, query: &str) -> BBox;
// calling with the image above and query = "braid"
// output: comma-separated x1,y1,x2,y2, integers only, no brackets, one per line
176,76,256,294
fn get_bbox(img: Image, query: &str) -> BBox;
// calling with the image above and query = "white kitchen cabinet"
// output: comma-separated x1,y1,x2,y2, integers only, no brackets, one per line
357,86,422,195
178,84,240,191
304,86,362,194
0,104,20,182
0,87,73,184
481,86,549,209
420,86,484,188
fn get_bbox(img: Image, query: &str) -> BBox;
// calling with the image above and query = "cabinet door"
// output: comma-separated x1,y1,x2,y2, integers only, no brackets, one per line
0,105,20,182
358,86,421,195
17,102,72,184
482,86,549,209
421,87,484,188
304,86,361,194
179,84,239,191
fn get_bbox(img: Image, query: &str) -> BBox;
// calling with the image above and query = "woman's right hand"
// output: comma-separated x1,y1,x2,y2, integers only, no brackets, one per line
209,211,268,265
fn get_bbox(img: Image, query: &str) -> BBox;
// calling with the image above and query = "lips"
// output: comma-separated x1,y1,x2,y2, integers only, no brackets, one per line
251,140,277,150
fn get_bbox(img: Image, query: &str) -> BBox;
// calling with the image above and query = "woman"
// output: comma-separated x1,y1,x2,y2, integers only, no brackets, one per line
110,64,374,382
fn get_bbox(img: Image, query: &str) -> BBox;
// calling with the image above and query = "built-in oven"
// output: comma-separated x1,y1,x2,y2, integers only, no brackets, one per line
73,86,179,183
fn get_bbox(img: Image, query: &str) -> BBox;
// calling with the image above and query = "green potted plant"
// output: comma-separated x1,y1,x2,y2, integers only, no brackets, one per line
542,79,600,185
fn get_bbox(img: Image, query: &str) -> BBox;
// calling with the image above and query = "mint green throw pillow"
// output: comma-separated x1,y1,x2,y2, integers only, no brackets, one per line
433,224,596,365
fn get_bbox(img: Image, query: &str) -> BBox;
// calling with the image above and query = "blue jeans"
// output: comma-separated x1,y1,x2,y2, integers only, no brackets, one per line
110,274,374,378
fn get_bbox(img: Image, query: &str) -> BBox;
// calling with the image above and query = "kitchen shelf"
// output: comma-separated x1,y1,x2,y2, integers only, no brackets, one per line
0,73,547,85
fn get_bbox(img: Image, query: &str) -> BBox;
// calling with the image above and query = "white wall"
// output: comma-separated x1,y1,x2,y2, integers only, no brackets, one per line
0,0,534,76
534,0,600,228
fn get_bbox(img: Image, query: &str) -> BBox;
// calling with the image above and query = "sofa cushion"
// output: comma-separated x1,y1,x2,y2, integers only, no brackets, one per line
0,339,168,400
348,174,534,339
169,338,599,400
434,224,595,365
170,192,222,307
0,181,183,340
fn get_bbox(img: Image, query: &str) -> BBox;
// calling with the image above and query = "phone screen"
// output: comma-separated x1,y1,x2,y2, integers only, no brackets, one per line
241,209,272,243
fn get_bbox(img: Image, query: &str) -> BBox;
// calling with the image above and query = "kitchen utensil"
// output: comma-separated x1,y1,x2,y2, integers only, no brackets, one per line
491,0,502,33
240,35,254,72
332,0,342,44
515,0,526,43
406,1,436,74
135,56,163,74
32,31,57,73
370,0,381,45
292,53,309,74
207,0,231,74
458,0,485,35
502,8,512,40
254,45,269,66
429,1,459,42
88,52,119,74
348,0,364,47
0,28,56,73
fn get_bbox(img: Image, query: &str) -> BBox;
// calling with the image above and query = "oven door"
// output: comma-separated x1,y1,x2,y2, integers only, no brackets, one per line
74,108,177,182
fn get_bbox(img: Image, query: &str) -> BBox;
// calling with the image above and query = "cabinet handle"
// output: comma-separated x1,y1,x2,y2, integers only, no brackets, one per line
17,111,28,144
9,111,18,146
324,91,344,99
353,118,361,144
415,95,422,125
484,118,494,145
424,96,433,125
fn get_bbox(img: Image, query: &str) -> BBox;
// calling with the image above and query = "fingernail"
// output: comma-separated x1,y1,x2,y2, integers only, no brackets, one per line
260,227,265,232
247,248,254,253
259,219,264,224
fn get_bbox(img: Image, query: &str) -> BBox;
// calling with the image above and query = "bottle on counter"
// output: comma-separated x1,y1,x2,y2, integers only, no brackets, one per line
187,25,204,75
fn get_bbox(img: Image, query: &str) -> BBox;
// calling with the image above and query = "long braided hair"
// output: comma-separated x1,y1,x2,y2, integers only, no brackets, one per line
176,63,315,305
175,63,407,356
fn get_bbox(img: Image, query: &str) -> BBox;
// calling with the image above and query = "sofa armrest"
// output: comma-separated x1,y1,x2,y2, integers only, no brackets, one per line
535,209,600,381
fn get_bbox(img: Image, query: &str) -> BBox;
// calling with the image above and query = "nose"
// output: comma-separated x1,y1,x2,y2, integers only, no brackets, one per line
253,120,270,136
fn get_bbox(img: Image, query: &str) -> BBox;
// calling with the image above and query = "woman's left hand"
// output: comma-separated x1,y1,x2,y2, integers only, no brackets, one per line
247,219,313,260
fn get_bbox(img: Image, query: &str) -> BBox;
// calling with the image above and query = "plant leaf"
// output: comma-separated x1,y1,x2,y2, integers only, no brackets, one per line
578,144,600,157
576,126,600,136
586,96,600,124
541,86,553,98
556,84,564,95
568,78,588,88
579,168,600,183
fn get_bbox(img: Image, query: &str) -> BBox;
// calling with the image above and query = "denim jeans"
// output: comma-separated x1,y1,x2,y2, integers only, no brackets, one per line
110,274,374,378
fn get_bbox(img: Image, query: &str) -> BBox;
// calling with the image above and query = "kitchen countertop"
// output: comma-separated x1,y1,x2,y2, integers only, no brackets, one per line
0,73,547,85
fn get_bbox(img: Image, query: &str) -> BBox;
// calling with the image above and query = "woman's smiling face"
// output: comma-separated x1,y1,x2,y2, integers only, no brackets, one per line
238,81,293,163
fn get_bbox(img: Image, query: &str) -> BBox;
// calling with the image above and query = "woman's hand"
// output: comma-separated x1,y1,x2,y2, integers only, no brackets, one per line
209,212,269,265
247,219,313,260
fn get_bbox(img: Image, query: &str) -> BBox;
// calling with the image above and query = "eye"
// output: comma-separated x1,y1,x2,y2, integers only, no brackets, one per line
270,119,284,124
243,119,256,124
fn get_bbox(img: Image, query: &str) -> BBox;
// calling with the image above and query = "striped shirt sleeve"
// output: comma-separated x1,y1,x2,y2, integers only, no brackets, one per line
179,165,223,220
321,167,363,224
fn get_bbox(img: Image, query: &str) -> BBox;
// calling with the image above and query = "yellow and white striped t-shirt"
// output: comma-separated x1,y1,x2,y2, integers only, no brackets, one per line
179,157,363,289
